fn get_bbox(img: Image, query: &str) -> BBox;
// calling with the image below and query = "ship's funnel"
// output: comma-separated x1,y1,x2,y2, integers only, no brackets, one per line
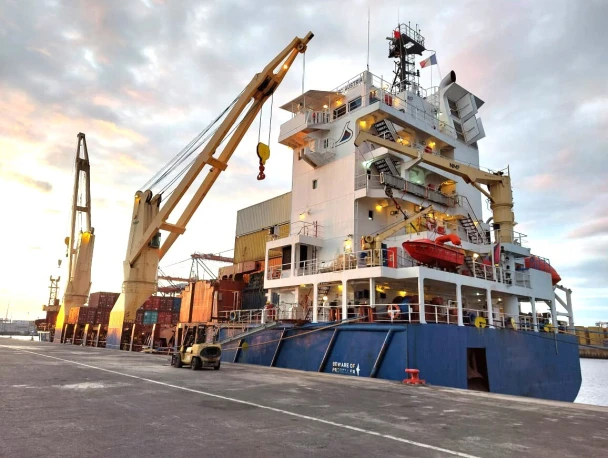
439,71,456,89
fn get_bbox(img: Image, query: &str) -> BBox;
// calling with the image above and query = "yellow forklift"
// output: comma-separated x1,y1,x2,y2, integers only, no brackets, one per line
171,324,221,370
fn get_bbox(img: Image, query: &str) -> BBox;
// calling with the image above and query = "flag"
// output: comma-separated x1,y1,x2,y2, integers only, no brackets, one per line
420,54,437,68
493,242,501,266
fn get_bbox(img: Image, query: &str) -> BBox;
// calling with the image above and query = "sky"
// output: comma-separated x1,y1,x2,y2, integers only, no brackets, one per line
0,0,606,324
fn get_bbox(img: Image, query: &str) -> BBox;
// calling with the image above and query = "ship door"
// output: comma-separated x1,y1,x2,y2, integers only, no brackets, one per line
467,348,489,392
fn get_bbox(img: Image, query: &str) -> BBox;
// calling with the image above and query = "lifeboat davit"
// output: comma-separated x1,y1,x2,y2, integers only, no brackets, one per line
402,234,465,269
525,256,561,285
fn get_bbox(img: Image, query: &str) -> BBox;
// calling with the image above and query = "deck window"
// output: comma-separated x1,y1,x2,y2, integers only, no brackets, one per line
333,104,347,120
312,179,318,189
348,96,362,112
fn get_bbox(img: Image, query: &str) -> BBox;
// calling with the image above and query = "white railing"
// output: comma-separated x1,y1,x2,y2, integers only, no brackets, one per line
216,308,265,325
305,110,331,125
267,221,323,242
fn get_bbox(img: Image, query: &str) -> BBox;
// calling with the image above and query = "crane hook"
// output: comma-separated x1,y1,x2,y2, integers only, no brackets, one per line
256,142,270,181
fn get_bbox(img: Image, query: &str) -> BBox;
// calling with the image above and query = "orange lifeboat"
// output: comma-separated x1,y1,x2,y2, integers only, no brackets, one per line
525,256,561,285
403,234,465,269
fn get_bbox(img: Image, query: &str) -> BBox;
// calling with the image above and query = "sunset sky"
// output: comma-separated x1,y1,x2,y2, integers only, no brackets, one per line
0,0,606,324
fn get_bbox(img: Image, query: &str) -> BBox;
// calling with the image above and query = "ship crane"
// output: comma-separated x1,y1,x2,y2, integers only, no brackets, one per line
54,133,95,343
361,206,434,266
106,32,314,349
354,131,515,244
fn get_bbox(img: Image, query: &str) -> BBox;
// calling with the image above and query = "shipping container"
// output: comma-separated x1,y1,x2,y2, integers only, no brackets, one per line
234,227,287,263
235,192,291,237
192,281,214,323
46,311,58,326
89,292,120,308
144,296,161,310
179,285,193,323
157,311,173,325
159,297,173,311
172,297,181,312
171,311,180,324
96,309,112,325
86,307,97,324
143,311,158,325
135,309,145,325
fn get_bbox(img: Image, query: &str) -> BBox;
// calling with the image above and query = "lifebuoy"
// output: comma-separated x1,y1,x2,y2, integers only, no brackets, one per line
474,316,487,328
387,304,401,320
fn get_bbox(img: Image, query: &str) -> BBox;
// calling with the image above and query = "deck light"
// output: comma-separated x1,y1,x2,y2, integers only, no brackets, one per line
323,104,328,109
323,295,328,302
375,204,383,211
473,253,479,259
283,64,289,69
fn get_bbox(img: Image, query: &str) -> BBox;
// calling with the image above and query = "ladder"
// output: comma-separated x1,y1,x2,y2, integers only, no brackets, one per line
460,214,487,244
373,157,400,176
464,255,487,279
373,119,397,142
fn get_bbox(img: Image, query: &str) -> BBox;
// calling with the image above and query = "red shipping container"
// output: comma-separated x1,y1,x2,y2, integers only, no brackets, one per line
86,308,97,324
157,311,173,325
135,309,144,325
46,311,58,326
96,310,111,325
144,296,161,310
159,297,173,311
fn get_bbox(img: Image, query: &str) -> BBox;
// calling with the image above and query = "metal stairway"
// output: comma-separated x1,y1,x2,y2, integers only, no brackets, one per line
218,322,279,345
460,214,487,244
373,156,400,177
317,284,330,305
373,119,398,142
464,255,487,279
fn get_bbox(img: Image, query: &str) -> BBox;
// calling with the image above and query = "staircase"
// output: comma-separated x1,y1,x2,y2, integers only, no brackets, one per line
464,255,487,279
373,156,400,177
318,284,331,305
373,119,398,142
460,214,487,244
218,322,278,345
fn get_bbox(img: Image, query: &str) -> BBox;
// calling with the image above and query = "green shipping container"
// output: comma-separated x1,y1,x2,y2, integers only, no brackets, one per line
143,311,158,325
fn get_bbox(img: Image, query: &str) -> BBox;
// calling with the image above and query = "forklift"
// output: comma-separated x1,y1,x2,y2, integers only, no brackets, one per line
171,324,221,370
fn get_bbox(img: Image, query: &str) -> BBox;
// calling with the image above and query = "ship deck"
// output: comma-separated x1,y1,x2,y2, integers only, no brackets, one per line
1,340,606,458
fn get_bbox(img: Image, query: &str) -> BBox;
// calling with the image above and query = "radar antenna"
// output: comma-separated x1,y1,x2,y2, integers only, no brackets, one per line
387,22,426,95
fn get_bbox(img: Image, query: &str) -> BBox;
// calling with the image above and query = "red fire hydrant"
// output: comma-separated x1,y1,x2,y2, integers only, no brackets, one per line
403,368,426,385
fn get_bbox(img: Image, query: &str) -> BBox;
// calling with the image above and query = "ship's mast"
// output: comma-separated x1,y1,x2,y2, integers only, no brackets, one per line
387,22,426,95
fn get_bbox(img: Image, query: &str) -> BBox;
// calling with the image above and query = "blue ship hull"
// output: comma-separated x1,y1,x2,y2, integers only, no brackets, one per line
219,323,582,402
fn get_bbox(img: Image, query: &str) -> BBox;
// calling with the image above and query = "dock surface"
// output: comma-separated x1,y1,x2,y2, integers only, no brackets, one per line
1,340,607,458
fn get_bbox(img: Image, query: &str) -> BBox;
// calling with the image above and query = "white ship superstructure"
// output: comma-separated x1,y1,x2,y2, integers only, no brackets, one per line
262,23,574,332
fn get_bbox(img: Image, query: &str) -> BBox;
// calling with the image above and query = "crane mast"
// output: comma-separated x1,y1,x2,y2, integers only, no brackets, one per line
106,32,314,349
54,133,95,343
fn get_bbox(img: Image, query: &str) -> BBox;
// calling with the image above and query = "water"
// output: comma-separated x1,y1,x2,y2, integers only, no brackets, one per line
574,358,608,407
2,335,607,406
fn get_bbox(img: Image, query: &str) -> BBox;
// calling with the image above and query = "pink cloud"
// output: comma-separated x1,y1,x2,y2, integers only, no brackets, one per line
568,217,608,238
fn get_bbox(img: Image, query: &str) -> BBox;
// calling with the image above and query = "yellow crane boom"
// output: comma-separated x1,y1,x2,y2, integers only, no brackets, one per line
354,131,515,244
106,32,314,349
53,133,95,343
362,206,434,251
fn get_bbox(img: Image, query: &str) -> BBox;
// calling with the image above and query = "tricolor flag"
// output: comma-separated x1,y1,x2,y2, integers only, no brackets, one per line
420,54,437,68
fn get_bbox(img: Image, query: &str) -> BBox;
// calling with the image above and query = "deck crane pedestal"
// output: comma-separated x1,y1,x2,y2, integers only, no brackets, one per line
354,131,515,244
106,32,314,349
361,206,434,266
53,133,95,343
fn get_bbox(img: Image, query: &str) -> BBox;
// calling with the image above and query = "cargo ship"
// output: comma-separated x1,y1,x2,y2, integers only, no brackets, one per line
211,23,581,402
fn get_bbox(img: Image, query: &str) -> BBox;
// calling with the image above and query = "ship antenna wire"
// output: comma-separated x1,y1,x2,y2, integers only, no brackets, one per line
366,7,370,72
301,51,305,94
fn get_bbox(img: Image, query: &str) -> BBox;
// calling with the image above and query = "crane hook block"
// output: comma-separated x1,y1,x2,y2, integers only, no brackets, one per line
257,142,270,180
257,142,270,165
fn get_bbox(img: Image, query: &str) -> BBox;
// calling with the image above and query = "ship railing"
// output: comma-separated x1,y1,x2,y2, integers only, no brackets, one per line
491,228,528,247
369,74,458,141
267,263,292,280
216,308,265,325
267,221,323,242
356,172,457,208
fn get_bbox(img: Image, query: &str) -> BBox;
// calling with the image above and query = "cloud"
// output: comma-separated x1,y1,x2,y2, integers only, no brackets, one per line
0,0,607,324
2,171,53,193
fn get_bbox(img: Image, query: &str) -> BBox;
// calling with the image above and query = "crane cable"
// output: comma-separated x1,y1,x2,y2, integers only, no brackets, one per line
141,89,245,192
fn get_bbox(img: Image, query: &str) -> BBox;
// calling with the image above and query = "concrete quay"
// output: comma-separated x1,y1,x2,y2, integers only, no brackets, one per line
1,340,607,458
